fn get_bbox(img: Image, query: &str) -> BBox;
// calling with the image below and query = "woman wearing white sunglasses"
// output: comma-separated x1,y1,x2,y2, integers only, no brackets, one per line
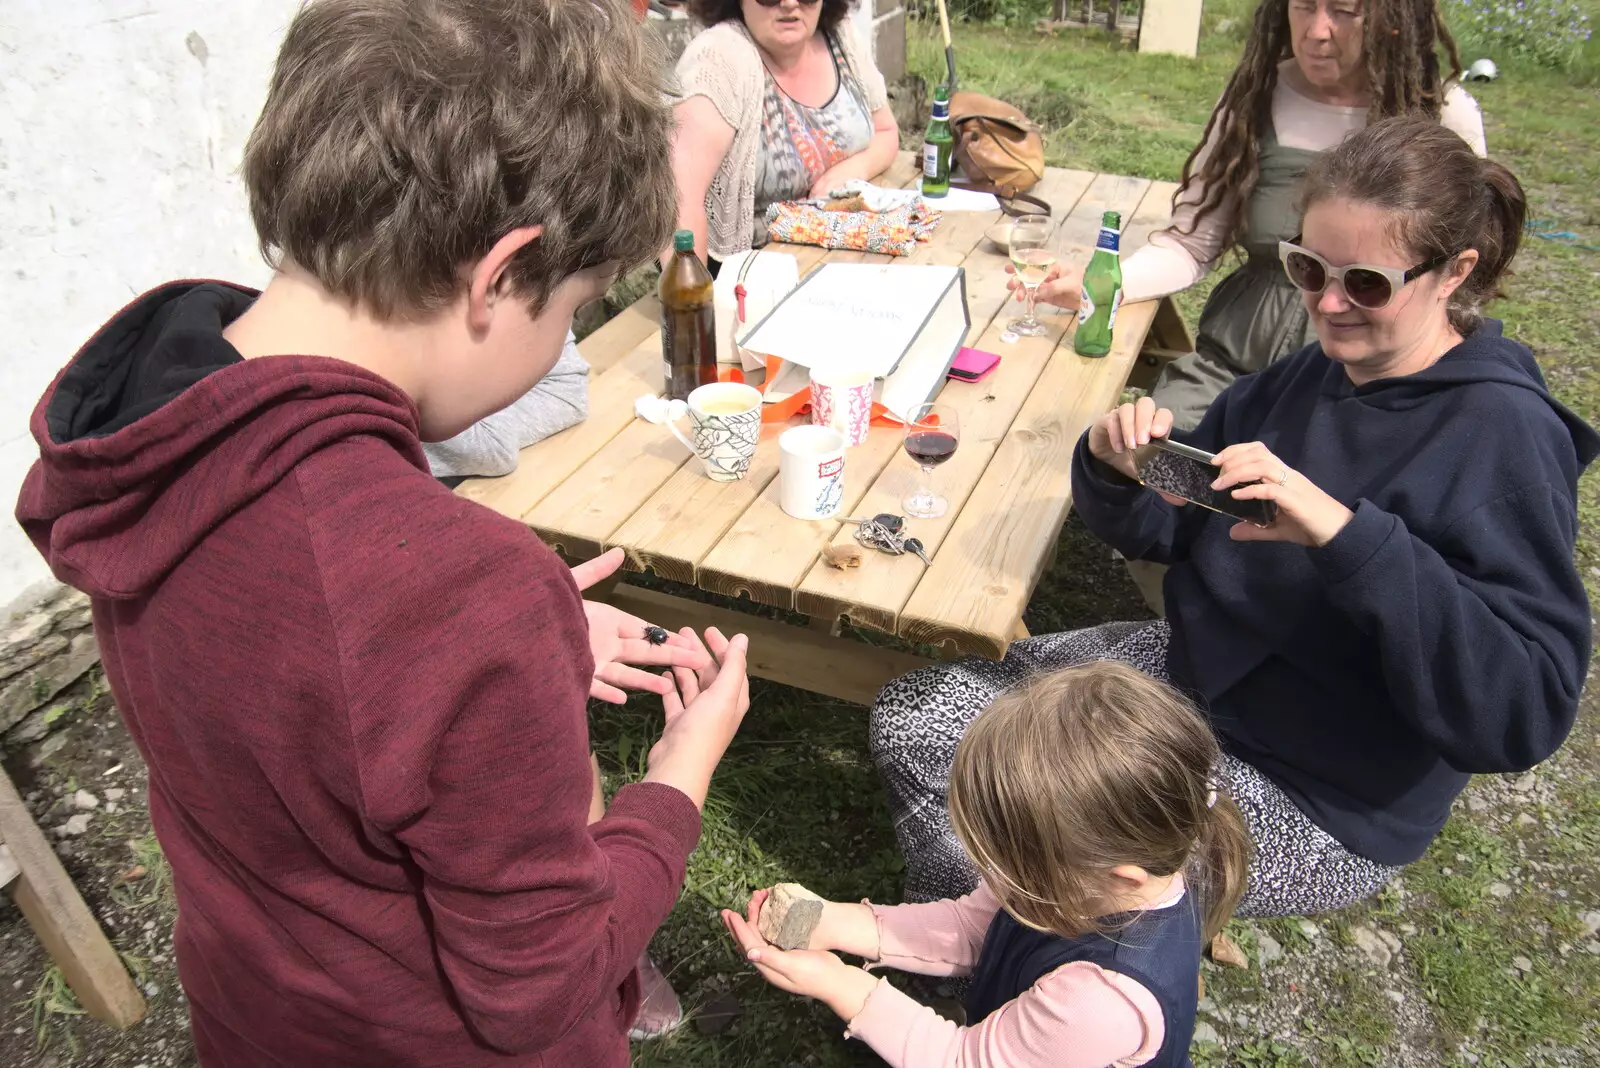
871,117,1597,922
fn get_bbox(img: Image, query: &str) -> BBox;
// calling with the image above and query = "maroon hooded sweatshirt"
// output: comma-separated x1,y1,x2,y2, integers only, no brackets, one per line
16,282,701,1067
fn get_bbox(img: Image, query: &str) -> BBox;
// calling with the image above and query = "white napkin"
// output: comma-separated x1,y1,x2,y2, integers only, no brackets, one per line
635,395,687,423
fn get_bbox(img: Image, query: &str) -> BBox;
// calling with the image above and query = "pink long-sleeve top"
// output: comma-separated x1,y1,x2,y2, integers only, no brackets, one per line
844,878,1188,1068
1118,64,1487,304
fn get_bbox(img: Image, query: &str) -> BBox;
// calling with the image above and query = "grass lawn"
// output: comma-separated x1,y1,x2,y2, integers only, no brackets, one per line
614,3,1600,1066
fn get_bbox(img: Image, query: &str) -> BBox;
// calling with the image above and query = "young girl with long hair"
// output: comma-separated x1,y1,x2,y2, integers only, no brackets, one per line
723,661,1250,1067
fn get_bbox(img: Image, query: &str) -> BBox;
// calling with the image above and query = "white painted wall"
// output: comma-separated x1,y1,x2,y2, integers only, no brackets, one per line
0,0,302,608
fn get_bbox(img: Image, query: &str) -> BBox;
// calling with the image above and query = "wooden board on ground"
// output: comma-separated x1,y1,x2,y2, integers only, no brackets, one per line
0,768,146,1029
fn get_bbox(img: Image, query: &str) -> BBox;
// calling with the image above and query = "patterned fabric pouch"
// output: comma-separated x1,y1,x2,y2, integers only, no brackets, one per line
764,200,942,257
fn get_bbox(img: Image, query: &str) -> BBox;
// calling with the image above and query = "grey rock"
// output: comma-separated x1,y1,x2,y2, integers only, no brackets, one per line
1350,925,1393,968
1466,794,1490,813
57,813,92,836
1193,1022,1220,1045
58,607,93,632
1298,919,1320,940
1488,881,1513,899
1508,771,1537,792
1197,997,1217,1014
72,789,99,810
31,732,70,764
1385,989,1405,1006
1517,813,1539,827
1377,929,1403,956
1584,940,1600,956
104,787,126,802
0,632,100,733
1256,932,1284,965
45,586,89,615
4,612,52,648
1400,923,1419,937
1512,954,1534,974
1580,910,1600,938
0,633,68,682
1215,17,1236,33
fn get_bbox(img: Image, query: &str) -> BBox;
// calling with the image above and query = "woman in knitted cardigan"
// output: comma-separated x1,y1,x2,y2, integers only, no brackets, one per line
669,0,899,266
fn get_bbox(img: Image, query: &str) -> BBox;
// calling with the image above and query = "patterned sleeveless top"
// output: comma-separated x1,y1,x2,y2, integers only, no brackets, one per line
752,33,875,222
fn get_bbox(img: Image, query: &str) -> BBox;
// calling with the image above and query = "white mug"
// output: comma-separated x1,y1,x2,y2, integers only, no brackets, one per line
809,367,875,448
666,382,763,482
779,425,846,520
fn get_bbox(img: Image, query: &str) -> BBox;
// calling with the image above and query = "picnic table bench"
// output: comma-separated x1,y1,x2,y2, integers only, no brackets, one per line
459,152,1192,705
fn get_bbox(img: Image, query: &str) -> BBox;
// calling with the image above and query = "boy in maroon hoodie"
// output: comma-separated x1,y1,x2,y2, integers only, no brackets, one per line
15,1,753,1064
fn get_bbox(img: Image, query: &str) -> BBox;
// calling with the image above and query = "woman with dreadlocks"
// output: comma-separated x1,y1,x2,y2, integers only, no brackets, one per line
1016,0,1485,432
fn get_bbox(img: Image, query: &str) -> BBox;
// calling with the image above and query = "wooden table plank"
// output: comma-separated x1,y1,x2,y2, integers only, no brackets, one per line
598,162,949,578
457,339,666,521
897,295,1158,658
693,169,1111,611
578,294,661,376
1124,180,1179,251
951,169,1097,346
793,174,1156,634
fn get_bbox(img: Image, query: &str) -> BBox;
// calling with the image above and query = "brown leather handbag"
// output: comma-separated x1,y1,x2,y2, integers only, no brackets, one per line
948,91,1047,202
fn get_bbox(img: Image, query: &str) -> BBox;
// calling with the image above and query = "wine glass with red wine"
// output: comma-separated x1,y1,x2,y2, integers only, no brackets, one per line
903,403,960,519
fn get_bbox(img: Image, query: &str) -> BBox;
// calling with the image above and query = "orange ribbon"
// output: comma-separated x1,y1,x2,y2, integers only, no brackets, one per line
717,357,903,426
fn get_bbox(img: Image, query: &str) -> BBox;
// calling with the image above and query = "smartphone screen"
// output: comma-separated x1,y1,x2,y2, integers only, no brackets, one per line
1132,439,1278,528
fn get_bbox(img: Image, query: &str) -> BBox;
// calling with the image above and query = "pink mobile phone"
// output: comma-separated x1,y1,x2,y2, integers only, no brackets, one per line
948,347,1001,383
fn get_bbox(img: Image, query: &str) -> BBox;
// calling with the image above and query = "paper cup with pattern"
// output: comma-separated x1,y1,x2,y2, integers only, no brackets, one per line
779,425,846,521
809,367,874,448
666,382,763,482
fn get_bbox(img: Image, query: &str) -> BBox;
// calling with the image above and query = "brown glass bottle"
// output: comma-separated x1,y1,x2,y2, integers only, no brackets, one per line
659,230,717,400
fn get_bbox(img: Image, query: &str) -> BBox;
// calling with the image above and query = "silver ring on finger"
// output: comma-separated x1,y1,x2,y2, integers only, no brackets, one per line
1277,467,1291,488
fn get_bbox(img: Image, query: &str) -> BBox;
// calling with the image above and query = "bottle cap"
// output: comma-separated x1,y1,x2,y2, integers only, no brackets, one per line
673,229,695,252
933,84,950,102
1101,211,1122,228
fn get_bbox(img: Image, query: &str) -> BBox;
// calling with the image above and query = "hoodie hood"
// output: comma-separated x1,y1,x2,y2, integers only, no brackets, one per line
1331,319,1600,466
17,281,426,599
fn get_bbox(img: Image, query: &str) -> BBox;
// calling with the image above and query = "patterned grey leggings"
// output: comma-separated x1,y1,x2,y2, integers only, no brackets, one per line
869,620,1401,916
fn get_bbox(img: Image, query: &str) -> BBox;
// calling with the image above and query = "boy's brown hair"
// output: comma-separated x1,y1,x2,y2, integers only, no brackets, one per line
242,0,676,319
949,660,1251,942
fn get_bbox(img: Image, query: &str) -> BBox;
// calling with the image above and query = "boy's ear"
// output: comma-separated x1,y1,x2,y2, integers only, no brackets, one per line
467,226,543,332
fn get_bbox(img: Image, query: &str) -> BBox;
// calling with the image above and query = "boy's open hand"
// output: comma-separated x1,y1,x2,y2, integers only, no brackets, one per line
644,626,750,809
570,547,711,703
721,904,879,1023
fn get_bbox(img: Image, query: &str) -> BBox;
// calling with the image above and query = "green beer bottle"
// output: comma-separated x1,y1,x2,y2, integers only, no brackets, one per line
922,85,952,198
1074,211,1124,358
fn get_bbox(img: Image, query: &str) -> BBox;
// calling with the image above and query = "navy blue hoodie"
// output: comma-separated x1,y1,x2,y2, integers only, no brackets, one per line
1072,322,1597,865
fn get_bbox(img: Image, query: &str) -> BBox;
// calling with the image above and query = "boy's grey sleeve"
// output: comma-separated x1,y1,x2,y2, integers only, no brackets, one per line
423,332,590,479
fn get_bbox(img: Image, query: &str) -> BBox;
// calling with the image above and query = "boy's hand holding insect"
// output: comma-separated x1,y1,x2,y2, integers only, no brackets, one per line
720,888,883,1022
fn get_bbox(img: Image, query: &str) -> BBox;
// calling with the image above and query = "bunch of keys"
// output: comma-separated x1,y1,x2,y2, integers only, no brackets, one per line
843,513,932,566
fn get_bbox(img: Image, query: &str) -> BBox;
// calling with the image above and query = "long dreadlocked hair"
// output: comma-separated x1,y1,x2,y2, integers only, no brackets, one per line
1171,0,1464,250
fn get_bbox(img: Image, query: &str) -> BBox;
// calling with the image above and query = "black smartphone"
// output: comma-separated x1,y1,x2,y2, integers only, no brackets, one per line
1132,438,1278,528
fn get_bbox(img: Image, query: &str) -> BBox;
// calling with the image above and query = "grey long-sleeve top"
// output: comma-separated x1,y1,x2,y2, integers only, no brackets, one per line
423,332,589,479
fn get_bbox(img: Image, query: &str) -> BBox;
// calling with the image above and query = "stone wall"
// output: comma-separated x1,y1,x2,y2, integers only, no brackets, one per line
0,586,99,751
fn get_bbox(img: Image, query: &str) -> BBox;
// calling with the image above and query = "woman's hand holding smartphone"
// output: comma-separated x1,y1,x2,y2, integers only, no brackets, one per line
1090,398,1353,544
1087,396,1174,482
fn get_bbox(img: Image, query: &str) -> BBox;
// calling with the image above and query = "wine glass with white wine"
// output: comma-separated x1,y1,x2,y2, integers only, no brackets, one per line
1007,214,1055,338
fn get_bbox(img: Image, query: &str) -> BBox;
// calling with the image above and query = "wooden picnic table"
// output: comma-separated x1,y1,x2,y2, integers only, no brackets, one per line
459,152,1193,705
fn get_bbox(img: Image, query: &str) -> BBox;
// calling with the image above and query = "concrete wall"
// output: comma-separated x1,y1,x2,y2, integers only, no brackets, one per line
0,1,301,609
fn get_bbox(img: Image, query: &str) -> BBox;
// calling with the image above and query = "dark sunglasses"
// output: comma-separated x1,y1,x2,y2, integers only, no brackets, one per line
1278,238,1459,311
755,0,821,5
